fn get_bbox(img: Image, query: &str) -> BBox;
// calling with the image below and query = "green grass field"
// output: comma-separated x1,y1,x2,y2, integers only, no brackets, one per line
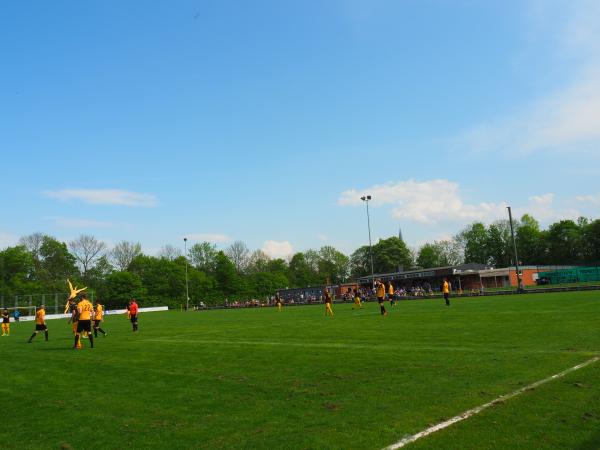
1,291,599,450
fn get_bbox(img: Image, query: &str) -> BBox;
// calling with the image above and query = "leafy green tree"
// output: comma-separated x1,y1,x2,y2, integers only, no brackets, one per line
460,223,489,264
129,255,186,306
372,237,413,273
583,219,600,263
516,214,545,264
249,272,289,297
101,271,146,309
288,252,320,287
39,236,79,291
246,250,271,274
0,246,36,295
417,243,443,268
546,220,584,264
189,242,218,273
86,255,114,295
317,246,350,283
349,246,371,278
486,221,512,267
214,251,247,298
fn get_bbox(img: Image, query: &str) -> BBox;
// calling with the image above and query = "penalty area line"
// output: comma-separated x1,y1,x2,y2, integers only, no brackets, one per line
383,355,600,450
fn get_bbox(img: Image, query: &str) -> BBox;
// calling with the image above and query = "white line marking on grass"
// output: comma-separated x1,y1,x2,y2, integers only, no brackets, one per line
383,355,600,449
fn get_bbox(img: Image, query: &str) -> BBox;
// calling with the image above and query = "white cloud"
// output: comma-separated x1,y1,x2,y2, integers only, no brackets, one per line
457,68,600,155
576,193,600,205
262,240,294,259
185,233,232,243
338,179,507,224
47,216,114,228
43,189,157,207
513,193,580,223
456,1,600,156
339,180,583,225
317,234,329,242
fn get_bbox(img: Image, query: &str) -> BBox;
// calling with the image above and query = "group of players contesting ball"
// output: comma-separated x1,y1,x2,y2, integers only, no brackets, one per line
0,280,140,349
274,277,453,317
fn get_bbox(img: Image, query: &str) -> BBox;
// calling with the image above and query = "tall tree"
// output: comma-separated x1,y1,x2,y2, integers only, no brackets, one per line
288,252,320,287
214,251,246,298
0,246,35,295
460,223,489,264
317,246,350,284
111,241,142,271
516,214,544,264
546,220,584,264
583,219,600,263
39,236,79,290
417,243,443,269
157,244,182,260
486,220,512,267
101,271,146,309
372,237,413,273
69,235,107,280
225,241,250,273
350,245,371,278
247,249,271,274
188,242,218,272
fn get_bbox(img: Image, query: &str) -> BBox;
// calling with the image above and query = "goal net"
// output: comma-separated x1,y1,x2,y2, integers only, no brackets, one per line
2,306,37,320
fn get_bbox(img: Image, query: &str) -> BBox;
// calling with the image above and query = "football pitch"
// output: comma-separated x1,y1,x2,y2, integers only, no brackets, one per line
1,292,599,450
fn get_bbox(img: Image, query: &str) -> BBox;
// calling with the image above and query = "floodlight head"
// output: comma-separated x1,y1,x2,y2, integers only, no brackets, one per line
360,196,366,201
367,195,372,200
184,237,187,242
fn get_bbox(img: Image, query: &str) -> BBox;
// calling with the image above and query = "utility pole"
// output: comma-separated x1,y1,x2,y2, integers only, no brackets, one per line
507,206,523,291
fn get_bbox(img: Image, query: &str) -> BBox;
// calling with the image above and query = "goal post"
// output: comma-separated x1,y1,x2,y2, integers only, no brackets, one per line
2,306,37,321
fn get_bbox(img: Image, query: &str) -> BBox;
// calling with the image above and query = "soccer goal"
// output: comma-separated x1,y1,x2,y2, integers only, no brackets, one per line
2,306,37,320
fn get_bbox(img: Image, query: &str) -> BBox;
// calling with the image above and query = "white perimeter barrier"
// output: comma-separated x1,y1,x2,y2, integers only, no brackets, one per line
17,306,169,322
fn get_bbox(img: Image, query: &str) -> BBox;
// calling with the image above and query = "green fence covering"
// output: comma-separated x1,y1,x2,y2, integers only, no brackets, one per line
539,267,600,284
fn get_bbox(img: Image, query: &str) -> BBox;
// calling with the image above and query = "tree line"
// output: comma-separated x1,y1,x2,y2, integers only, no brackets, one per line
1,215,598,308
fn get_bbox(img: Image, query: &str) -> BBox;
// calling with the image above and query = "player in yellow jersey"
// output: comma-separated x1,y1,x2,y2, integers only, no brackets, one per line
352,288,362,310
387,281,396,307
74,294,94,349
1,308,10,336
442,278,451,306
275,293,283,312
324,288,334,317
27,305,48,343
375,279,387,316
93,302,107,338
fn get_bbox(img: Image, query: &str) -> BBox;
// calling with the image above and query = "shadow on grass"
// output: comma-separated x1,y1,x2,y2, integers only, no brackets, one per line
576,431,600,450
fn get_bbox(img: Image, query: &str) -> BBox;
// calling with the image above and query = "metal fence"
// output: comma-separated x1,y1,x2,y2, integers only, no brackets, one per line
0,292,96,315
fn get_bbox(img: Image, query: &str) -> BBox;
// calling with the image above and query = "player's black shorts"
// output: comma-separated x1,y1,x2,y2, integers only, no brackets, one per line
130,314,138,323
377,296,384,304
94,320,102,327
77,320,92,333
444,293,449,300
35,324,47,331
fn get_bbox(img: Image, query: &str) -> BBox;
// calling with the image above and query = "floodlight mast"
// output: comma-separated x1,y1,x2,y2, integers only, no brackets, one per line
361,195,375,290
184,237,190,311
507,206,523,291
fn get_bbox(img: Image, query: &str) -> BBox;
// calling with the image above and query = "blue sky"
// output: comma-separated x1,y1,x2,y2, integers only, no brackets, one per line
1,0,599,258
